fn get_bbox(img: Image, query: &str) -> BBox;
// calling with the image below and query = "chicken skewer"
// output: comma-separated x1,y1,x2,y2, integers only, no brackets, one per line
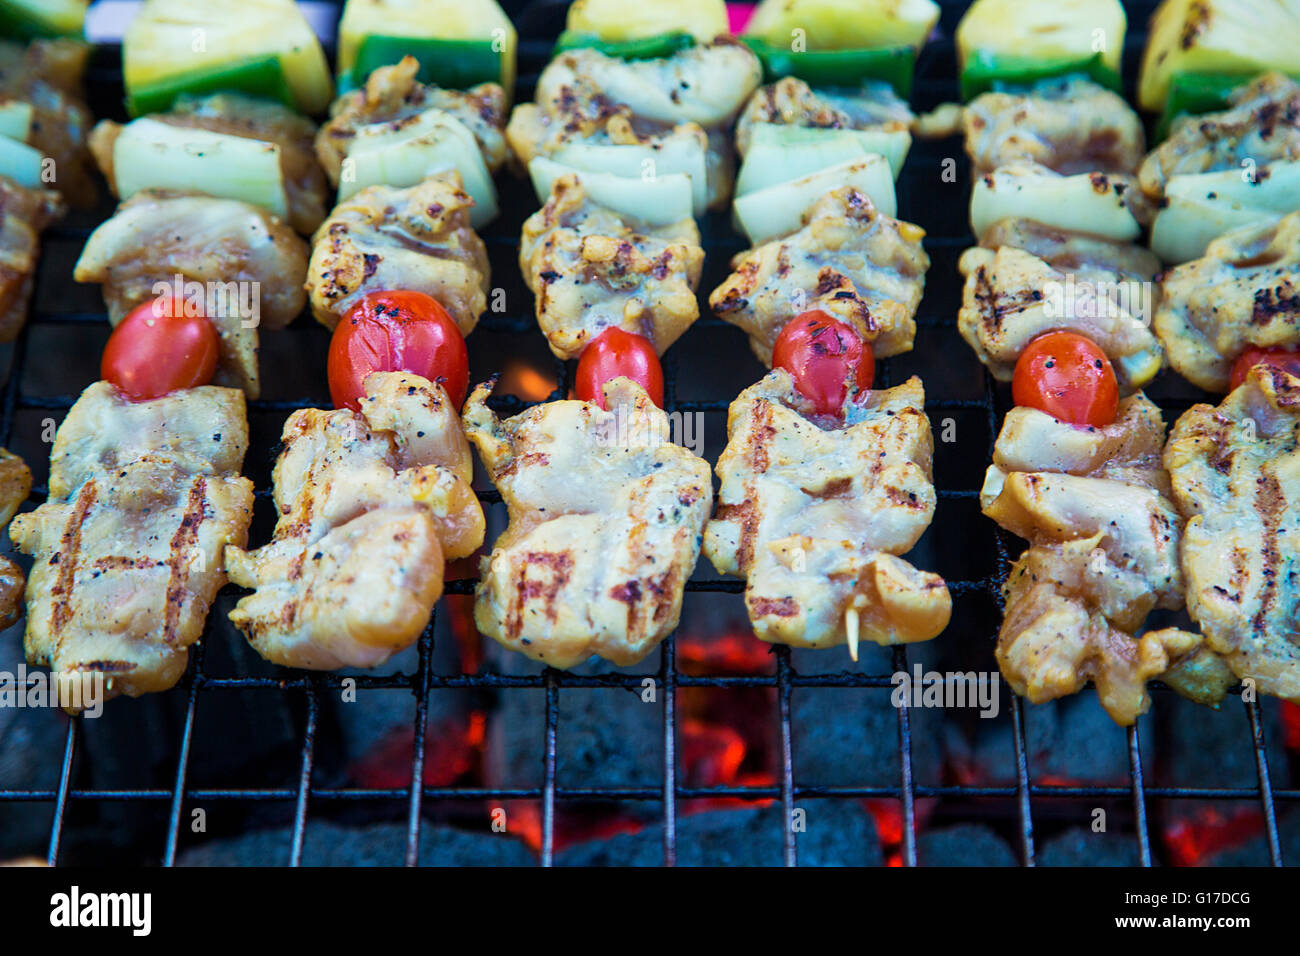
226,370,484,670
1164,365,1300,704
463,376,712,668
704,366,951,658
10,380,254,708
953,0,1165,393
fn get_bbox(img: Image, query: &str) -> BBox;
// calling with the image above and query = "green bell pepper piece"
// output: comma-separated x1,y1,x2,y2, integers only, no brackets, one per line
742,38,916,99
552,30,696,61
1155,71,1300,139
127,55,295,117
0,0,84,40
342,35,505,93
959,50,1121,101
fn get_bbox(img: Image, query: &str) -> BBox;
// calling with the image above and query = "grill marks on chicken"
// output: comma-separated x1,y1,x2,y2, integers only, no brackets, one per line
704,372,950,650
710,186,928,365
734,77,913,157
1155,212,1300,391
306,174,490,334
73,190,309,398
983,395,1233,725
519,174,703,359
507,40,761,207
9,384,254,707
0,38,95,207
1165,366,1300,703
963,76,1146,177
0,177,64,343
226,373,484,671
89,93,329,234
316,56,508,183
1139,72,1300,202
464,378,712,668
958,236,1164,388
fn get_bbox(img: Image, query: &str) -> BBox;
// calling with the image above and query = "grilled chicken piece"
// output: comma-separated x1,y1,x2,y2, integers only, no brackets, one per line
0,448,32,631
0,177,64,343
963,76,1146,177
226,373,484,670
519,174,703,359
316,56,508,184
978,218,1163,280
0,39,95,207
1154,212,1300,392
711,186,928,366
508,39,761,207
734,77,913,157
1165,365,1300,703
9,383,254,707
306,173,489,334
958,242,1164,389
74,190,309,398
464,377,712,668
89,93,329,234
984,394,1232,725
704,372,950,651
0,448,31,528
1139,73,1300,202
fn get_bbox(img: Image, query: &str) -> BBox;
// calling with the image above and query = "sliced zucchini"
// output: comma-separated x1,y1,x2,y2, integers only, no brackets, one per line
745,0,939,53
738,124,911,190
343,109,498,227
0,134,44,188
112,118,289,220
551,137,709,217
1139,0,1300,113
958,0,1126,96
0,0,86,39
0,100,33,143
124,0,332,116
1150,160,1300,263
734,154,896,245
970,165,1140,243
527,156,694,226
338,0,517,95
566,0,727,43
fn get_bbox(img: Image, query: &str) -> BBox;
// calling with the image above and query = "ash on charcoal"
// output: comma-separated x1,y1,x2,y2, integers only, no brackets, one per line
1153,695,1286,789
961,693,1147,786
177,820,534,866
483,650,663,792
791,642,946,789
1037,828,1142,866
556,802,882,866
917,824,1017,866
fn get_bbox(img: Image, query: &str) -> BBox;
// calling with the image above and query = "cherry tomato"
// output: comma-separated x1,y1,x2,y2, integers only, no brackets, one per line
102,298,220,401
771,310,874,417
1229,346,1300,391
1012,331,1119,427
574,327,664,409
328,291,469,411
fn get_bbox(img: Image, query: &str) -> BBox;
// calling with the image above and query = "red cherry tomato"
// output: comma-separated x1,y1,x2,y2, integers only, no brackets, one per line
101,298,220,401
771,310,874,416
1012,331,1119,427
574,328,664,409
328,290,469,411
1229,346,1300,391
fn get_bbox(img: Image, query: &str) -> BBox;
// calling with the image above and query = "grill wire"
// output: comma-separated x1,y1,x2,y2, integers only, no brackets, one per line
0,0,1292,867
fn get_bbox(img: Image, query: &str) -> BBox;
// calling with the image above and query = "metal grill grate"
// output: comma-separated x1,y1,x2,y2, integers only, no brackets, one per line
0,0,1292,868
